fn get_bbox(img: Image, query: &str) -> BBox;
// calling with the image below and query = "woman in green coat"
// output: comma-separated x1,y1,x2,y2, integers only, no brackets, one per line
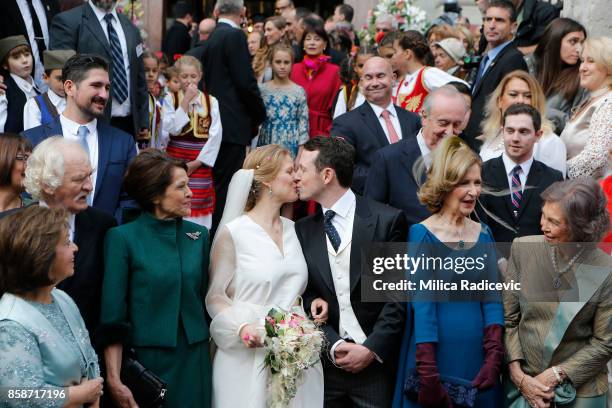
100,149,211,408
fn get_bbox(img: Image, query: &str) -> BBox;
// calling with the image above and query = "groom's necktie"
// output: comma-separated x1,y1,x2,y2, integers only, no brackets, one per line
324,210,341,252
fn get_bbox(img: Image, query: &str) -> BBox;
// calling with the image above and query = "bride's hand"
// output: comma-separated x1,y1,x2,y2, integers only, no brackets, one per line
239,324,263,348
311,298,329,323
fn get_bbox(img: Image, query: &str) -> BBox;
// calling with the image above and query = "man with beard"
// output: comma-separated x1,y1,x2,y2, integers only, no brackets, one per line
22,54,136,216
331,57,420,195
49,0,149,139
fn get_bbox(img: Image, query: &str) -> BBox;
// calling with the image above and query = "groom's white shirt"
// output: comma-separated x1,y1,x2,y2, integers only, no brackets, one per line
322,189,374,363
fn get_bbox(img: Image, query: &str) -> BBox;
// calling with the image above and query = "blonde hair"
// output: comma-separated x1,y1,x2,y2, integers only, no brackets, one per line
481,70,552,143
418,136,481,213
174,55,202,74
252,16,288,79
582,37,612,89
242,144,291,211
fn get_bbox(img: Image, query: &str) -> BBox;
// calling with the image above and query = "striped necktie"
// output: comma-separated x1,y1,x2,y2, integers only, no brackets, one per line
510,165,522,218
104,13,129,103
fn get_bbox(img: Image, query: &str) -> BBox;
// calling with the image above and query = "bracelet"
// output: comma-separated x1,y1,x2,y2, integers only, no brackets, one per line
518,374,526,391
552,366,563,384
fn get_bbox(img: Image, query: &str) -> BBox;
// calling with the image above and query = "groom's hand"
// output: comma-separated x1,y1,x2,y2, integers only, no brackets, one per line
335,343,375,373
310,298,328,323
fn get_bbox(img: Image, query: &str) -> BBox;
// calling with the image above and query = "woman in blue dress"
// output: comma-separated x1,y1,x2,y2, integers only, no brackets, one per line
257,44,309,158
393,137,505,408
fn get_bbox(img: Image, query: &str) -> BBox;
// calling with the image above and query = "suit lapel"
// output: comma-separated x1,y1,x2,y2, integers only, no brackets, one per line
401,136,423,185
74,210,94,271
490,157,516,220
94,123,110,204
118,14,135,59
359,103,389,148
396,107,414,141
309,211,336,293
350,197,376,293
472,45,511,96
517,161,542,219
83,4,112,55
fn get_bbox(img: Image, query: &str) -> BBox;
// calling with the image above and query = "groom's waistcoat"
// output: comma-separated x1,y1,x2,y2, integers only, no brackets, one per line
327,238,367,343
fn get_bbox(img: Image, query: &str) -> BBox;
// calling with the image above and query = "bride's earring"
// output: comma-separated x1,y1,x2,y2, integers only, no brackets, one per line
268,187,273,196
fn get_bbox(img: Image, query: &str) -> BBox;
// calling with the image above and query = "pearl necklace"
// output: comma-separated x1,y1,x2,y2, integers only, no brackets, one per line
550,245,584,289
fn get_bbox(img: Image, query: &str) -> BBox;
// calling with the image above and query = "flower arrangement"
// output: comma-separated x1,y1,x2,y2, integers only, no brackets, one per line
359,0,429,47
117,0,148,43
263,308,324,408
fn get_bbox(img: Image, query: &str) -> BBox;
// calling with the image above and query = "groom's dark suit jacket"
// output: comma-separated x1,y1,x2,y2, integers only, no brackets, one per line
295,194,407,364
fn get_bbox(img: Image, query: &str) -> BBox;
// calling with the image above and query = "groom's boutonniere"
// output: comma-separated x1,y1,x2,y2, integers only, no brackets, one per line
186,231,201,240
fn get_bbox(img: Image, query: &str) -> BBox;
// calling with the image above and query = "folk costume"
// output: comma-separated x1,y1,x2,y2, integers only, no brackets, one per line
163,89,222,229
137,92,165,150
393,66,465,113
332,80,366,119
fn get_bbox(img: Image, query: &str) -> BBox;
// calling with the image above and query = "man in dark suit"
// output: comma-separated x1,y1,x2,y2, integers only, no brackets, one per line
0,0,60,90
478,103,563,247
201,0,266,234
365,85,470,228
295,137,406,408
23,54,136,216
463,0,528,151
49,0,148,138
19,137,116,334
162,1,194,62
332,57,420,195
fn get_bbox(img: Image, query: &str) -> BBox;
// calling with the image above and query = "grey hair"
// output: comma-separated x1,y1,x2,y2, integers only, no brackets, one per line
375,13,398,29
541,177,610,243
215,0,243,15
421,84,469,115
24,137,87,201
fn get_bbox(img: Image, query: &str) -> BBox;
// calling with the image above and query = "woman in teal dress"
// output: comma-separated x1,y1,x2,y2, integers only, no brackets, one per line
99,149,211,408
0,206,103,407
393,137,505,408
257,44,309,157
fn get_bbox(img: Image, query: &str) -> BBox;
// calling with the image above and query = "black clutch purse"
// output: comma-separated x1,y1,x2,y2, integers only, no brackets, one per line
121,349,167,408
403,369,478,408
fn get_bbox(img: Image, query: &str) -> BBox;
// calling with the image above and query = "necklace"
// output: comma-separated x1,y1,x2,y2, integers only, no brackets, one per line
438,213,467,248
550,245,584,289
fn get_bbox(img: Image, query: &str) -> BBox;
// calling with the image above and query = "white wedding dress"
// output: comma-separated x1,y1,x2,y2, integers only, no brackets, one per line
206,214,324,408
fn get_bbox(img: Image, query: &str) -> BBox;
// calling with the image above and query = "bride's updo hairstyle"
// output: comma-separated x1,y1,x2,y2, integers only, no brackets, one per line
418,136,481,213
243,144,291,211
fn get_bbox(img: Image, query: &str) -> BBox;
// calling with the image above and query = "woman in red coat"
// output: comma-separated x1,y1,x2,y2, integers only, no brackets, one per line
291,24,342,138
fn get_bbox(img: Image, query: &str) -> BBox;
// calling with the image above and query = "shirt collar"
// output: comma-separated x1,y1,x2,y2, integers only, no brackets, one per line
10,73,36,94
60,113,97,136
218,17,240,29
486,40,512,61
502,152,534,177
322,189,355,219
47,89,64,105
415,129,430,156
367,101,396,118
89,0,119,23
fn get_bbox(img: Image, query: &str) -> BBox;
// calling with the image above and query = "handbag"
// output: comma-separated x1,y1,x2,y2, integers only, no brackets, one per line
403,369,478,408
120,348,167,408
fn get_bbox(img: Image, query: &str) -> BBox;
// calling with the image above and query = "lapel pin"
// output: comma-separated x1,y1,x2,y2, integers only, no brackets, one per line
186,231,201,240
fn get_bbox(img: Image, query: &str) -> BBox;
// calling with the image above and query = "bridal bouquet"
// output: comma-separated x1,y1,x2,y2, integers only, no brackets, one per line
263,308,324,408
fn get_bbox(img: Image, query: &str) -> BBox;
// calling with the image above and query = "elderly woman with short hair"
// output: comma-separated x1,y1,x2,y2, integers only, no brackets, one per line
504,177,612,408
0,133,32,214
99,149,211,408
0,206,103,407
393,137,505,408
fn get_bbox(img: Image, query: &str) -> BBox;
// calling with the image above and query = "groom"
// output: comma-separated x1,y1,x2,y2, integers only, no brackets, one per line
295,137,407,407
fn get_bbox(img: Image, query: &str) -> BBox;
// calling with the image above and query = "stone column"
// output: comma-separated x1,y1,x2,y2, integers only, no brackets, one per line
142,0,165,51
562,0,612,37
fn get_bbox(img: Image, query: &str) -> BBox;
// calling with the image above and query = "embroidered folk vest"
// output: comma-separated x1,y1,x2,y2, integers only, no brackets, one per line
396,67,429,113
171,91,212,140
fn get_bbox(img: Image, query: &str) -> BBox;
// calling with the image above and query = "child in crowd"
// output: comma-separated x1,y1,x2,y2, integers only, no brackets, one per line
0,36,38,133
141,51,165,149
23,49,75,130
332,46,374,118
156,52,169,87
257,44,309,158
162,55,222,229
164,66,182,94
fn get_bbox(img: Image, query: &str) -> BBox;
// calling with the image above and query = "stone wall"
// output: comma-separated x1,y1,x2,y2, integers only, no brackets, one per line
562,0,612,37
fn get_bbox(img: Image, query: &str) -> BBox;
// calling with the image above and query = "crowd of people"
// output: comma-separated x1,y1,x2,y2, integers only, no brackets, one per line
0,0,611,407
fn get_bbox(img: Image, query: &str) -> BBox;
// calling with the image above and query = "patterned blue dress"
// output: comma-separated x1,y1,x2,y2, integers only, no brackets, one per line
0,293,100,407
257,82,309,157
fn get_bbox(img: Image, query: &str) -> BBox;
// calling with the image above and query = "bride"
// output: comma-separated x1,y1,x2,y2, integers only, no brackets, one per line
206,144,326,407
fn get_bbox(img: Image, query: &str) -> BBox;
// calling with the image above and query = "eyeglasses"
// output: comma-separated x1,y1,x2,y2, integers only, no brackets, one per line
15,154,30,162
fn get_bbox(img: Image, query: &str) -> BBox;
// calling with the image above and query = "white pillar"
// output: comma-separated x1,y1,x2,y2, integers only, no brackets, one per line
561,0,612,38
